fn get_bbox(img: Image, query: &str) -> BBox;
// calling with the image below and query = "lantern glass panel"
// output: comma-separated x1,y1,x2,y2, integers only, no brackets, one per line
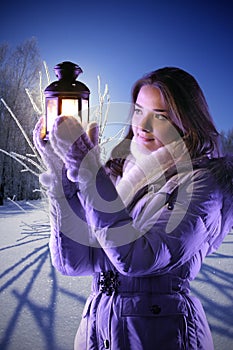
61,99,79,118
81,99,89,125
47,98,58,134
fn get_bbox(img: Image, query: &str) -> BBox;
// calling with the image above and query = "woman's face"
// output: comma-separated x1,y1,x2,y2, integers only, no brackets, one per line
132,85,178,152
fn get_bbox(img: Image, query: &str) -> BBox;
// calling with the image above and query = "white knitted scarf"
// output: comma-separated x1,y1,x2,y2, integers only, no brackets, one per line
116,137,190,206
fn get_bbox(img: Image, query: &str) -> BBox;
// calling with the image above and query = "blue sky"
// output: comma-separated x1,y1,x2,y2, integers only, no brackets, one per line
1,0,233,132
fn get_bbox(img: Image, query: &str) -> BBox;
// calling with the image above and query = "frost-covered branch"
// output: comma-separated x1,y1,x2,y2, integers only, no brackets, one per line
43,60,51,85
100,124,127,147
0,149,42,176
96,75,111,142
11,152,45,172
25,88,42,115
25,61,49,116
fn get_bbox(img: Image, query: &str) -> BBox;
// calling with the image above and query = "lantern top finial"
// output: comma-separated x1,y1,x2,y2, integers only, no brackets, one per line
54,61,83,81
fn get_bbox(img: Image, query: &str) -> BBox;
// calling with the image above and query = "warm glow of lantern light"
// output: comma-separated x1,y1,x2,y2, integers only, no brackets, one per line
61,99,79,117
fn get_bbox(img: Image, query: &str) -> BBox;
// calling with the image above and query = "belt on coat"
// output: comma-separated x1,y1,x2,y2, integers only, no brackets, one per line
92,271,190,296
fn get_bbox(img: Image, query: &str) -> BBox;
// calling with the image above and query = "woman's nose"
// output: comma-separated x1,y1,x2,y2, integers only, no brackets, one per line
139,114,153,132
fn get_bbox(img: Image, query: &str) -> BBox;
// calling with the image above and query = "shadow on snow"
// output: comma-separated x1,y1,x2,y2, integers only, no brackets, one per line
191,232,233,344
0,204,89,350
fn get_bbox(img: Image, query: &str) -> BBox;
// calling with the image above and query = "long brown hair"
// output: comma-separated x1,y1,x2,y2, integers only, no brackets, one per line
106,67,221,177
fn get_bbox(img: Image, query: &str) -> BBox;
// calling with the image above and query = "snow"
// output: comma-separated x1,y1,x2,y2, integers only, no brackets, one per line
0,199,232,349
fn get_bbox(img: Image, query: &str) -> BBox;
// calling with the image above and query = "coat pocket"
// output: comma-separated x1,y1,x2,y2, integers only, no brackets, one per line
121,293,188,317
121,294,188,350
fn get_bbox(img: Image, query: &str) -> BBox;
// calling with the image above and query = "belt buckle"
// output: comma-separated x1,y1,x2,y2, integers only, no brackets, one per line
98,271,120,296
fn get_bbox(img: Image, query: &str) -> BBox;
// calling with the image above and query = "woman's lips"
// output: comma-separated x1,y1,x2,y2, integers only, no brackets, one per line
137,134,154,142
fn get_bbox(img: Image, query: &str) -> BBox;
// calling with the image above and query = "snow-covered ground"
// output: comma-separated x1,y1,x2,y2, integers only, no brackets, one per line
0,199,232,350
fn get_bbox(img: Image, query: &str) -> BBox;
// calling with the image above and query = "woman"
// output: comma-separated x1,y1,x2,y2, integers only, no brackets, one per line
33,67,233,350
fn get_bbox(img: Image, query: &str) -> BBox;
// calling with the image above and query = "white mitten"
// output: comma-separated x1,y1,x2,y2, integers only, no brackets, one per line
33,117,76,198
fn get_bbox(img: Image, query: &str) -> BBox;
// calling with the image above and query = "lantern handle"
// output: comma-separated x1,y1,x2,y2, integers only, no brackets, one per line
54,61,83,81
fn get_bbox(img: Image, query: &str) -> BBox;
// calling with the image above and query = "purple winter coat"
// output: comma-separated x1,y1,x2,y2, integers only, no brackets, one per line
48,156,233,350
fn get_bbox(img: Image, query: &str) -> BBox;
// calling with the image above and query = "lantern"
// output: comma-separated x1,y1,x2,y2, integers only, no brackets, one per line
42,61,90,139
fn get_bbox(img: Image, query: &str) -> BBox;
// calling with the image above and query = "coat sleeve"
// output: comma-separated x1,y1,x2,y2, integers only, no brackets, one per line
48,192,112,276
83,168,223,277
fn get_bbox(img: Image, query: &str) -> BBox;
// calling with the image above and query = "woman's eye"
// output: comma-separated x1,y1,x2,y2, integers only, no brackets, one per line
134,108,143,115
154,113,167,120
